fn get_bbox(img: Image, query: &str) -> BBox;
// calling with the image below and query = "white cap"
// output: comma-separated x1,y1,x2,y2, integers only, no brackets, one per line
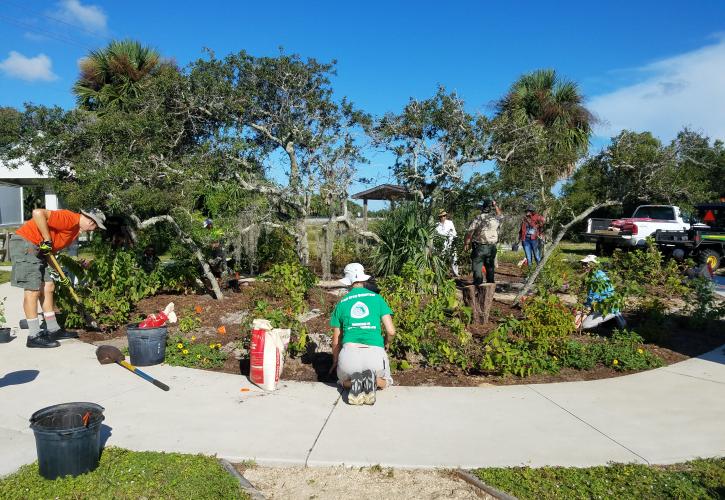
339,262,371,286
580,254,599,264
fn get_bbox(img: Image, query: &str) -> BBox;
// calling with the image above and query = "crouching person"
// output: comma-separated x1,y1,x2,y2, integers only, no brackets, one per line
330,263,395,405
576,255,627,331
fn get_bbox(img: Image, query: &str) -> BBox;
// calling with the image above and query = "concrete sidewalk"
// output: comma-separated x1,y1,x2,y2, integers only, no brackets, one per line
1,282,724,477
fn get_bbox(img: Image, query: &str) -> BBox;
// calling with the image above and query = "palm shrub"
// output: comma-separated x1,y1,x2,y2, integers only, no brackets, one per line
372,203,449,283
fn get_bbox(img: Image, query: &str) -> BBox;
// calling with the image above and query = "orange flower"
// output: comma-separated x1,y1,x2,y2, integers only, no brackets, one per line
194,305,203,314
217,325,226,335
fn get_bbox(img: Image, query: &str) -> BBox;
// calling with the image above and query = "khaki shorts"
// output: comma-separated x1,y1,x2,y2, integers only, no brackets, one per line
9,236,53,291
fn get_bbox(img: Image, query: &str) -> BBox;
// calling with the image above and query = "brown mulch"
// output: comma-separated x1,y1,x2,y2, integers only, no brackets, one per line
73,266,725,387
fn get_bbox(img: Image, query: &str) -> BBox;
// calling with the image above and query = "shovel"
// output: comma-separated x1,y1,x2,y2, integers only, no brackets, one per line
96,345,170,391
47,253,100,330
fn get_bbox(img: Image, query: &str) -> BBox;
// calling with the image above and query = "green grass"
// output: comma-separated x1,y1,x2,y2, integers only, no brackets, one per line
473,459,725,500
0,270,10,285
0,447,248,500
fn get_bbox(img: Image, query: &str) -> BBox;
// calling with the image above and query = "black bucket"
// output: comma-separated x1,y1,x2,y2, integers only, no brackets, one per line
0,327,12,343
126,324,167,366
29,402,105,479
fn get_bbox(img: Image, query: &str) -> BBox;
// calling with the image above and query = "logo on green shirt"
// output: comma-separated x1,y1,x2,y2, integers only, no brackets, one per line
350,301,370,319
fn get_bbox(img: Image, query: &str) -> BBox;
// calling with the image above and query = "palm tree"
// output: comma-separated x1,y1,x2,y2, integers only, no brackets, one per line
498,69,593,171
73,39,161,111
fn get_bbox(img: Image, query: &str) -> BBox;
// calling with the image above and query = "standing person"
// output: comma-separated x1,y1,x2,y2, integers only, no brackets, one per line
436,210,459,276
10,208,106,348
463,199,502,285
575,255,627,330
329,263,395,405
519,206,545,266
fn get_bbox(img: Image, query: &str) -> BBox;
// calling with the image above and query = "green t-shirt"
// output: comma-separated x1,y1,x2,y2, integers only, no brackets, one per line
329,288,393,347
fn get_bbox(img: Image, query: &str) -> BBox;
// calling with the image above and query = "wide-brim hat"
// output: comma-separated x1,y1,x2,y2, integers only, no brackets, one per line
438,210,448,217
80,209,106,230
339,262,371,286
580,254,599,264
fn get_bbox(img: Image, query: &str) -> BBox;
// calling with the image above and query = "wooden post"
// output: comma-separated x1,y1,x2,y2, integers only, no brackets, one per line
363,198,368,230
477,284,496,323
463,285,481,323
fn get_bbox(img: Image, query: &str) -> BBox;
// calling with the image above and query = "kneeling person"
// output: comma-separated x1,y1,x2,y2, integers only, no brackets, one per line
330,263,395,405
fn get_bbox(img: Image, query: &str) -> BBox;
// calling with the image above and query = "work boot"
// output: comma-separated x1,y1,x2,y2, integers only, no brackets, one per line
348,372,365,405
48,329,79,341
26,331,60,348
361,369,376,405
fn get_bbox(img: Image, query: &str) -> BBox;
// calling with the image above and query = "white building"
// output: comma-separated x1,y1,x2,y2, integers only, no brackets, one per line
0,158,58,226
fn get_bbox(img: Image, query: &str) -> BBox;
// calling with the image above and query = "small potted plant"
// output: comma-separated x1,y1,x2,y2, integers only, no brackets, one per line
0,296,11,343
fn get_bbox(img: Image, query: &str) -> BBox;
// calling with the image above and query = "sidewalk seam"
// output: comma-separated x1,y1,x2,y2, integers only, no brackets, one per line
661,369,725,385
525,385,651,465
305,393,341,466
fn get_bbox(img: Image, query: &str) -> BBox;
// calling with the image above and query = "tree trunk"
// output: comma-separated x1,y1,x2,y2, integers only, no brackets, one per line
463,285,480,323
138,215,224,300
295,217,309,266
321,218,336,281
515,201,620,302
477,284,496,323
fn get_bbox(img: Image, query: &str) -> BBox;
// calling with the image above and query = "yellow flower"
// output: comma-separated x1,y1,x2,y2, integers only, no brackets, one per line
612,359,619,366
182,349,189,355
209,343,215,349
196,354,201,359
553,356,558,361
191,336,196,341
177,343,184,349
637,348,644,354
216,343,222,348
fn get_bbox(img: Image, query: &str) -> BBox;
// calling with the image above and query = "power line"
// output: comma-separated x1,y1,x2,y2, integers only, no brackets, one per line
0,0,111,41
0,13,94,51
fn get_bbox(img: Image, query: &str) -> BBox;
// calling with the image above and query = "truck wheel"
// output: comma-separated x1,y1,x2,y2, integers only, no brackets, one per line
699,249,721,272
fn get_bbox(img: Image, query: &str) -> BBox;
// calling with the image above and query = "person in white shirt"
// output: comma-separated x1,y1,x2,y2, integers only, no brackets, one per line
436,210,459,276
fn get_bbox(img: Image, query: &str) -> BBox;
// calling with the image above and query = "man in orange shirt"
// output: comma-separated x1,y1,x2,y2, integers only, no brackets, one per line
10,208,106,348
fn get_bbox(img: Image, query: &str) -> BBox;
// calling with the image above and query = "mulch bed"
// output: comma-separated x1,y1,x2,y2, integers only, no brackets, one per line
74,265,725,387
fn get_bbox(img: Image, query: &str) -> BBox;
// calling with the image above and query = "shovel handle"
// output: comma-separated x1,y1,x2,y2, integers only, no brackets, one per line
47,254,81,303
118,360,170,391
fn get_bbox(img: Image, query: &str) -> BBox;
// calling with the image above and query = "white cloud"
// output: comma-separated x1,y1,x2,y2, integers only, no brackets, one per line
0,51,58,82
56,0,107,33
588,37,725,141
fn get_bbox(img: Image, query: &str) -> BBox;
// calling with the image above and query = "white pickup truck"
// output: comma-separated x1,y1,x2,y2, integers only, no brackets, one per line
584,205,690,255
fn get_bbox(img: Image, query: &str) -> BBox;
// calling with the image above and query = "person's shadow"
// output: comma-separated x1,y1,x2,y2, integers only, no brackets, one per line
0,370,39,388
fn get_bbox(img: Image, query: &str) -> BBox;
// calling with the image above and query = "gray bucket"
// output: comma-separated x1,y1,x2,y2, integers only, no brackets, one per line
126,324,167,366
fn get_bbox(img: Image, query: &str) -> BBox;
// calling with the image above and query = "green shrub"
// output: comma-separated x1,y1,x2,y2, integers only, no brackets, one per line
686,277,725,328
379,262,473,369
0,296,6,326
560,340,597,370
165,336,228,369
610,240,689,298
178,309,202,334
56,247,161,329
479,294,575,377
256,227,297,272
261,261,317,313
331,235,372,274
560,330,663,372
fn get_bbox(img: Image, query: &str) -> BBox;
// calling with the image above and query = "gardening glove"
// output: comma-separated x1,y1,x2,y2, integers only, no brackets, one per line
38,240,53,256
58,276,71,287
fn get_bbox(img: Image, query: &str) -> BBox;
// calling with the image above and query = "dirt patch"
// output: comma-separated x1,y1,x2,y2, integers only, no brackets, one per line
239,466,491,500
74,274,725,387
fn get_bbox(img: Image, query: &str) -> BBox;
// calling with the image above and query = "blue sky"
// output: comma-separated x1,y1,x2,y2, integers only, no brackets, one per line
1,0,724,199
